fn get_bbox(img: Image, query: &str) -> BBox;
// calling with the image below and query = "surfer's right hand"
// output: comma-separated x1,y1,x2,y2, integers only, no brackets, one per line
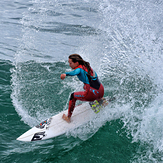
60,74,66,80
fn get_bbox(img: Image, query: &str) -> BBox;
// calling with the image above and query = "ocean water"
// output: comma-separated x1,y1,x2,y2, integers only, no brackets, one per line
0,0,163,162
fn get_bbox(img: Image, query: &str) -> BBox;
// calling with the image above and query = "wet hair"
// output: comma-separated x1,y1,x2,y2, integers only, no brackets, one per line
69,54,92,77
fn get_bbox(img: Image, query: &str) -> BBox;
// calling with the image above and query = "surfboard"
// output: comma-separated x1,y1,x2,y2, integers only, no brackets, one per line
17,97,114,142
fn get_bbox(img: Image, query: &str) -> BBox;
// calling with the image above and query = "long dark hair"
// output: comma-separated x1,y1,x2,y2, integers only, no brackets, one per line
69,54,92,77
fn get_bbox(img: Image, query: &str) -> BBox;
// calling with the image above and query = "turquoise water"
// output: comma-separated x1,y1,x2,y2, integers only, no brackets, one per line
1,0,163,162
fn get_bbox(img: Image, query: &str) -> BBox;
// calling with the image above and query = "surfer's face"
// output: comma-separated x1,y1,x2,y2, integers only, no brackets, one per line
68,58,79,69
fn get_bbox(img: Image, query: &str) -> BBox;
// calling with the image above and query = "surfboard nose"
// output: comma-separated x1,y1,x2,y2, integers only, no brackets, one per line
16,134,31,142
16,127,40,142
16,135,27,141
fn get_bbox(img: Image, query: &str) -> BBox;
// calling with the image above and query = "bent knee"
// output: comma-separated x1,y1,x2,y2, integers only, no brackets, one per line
70,93,74,100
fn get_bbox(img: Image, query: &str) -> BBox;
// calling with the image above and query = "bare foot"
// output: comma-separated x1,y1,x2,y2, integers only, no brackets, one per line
62,114,71,123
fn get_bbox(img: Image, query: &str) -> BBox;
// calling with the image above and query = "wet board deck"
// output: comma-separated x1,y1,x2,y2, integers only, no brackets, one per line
17,97,114,142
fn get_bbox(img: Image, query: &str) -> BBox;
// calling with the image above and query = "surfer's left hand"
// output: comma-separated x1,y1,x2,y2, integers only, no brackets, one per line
60,74,66,80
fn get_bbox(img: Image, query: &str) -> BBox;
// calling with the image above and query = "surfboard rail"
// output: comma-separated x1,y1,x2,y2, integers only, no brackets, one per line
17,97,115,141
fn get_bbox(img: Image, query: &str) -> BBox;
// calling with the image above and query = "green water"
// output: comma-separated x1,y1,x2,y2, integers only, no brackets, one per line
1,0,163,162
0,60,159,163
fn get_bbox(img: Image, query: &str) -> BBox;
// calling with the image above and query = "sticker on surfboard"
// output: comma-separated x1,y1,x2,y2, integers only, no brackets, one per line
89,97,115,113
36,118,52,129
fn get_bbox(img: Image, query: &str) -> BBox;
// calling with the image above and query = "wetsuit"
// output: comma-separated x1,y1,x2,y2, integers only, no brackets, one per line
65,65,104,117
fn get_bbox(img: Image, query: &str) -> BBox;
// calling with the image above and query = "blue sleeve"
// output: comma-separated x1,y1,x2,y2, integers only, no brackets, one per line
65,68,81,76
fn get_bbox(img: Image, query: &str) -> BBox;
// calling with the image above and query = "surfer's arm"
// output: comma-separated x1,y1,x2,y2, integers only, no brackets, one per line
65,68,81,76
60,68,80,80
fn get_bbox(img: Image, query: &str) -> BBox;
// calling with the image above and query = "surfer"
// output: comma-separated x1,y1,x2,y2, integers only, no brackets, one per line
60,54,104,123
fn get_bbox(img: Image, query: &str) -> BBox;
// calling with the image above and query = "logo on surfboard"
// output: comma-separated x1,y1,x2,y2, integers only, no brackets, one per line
31,132,46,141
36,118,52,129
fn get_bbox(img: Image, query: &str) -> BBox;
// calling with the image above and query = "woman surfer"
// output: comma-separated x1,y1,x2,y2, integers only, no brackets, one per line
60,54,104,123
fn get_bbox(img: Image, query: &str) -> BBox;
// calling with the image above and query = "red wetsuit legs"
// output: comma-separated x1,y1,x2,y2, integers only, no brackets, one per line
68,84,104,117
67,98,76,117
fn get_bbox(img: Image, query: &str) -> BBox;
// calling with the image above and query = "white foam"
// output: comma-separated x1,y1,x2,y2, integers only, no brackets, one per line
10,0,163,161
97,0,163,161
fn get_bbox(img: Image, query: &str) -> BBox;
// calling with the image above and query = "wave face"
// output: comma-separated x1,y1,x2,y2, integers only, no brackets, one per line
0,0,163,162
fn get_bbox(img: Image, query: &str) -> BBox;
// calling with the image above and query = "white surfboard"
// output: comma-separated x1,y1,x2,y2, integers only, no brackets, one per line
17,97,114,142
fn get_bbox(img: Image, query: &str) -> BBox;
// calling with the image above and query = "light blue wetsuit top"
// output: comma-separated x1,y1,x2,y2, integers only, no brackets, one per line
65,66,98,85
